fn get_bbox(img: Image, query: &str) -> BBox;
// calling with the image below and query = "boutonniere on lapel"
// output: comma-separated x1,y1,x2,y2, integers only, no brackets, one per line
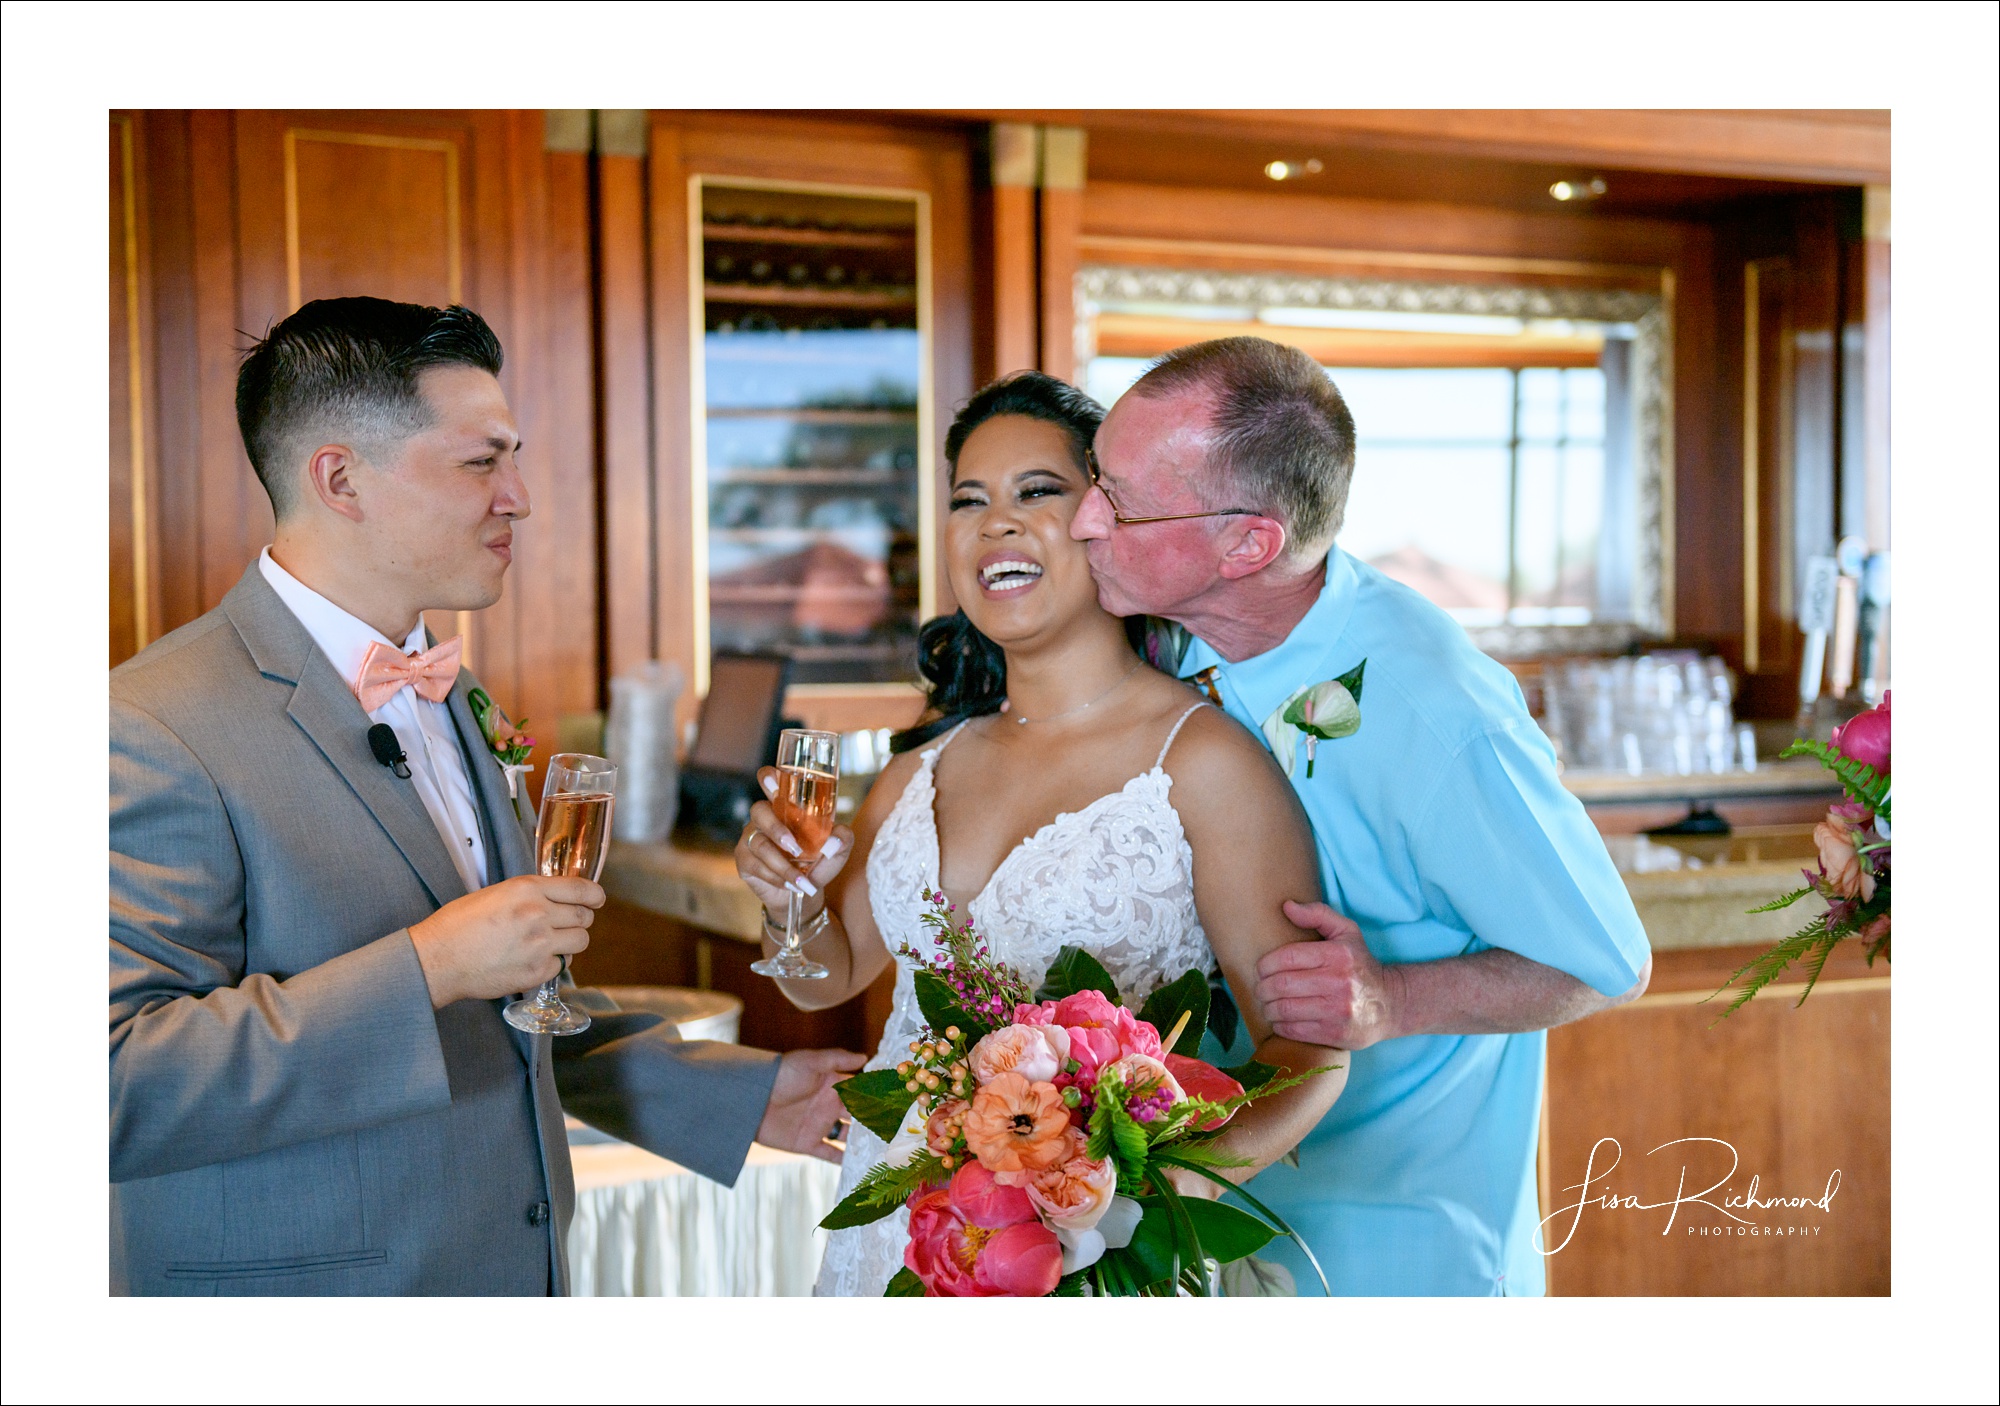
468,687,537,800
1262,660,1366,779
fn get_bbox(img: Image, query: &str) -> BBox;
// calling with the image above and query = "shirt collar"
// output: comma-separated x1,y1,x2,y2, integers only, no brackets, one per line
258,547,428,692
1181,547,1362,726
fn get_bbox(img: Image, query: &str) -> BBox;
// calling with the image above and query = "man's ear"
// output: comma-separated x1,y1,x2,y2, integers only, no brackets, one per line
305,444,365,523
1215,515,1289,580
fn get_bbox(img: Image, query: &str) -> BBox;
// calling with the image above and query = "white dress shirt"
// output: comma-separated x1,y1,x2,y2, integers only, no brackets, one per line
260,548,489,895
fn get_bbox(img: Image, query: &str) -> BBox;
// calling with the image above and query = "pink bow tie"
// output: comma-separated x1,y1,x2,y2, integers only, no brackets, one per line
354,637,462,712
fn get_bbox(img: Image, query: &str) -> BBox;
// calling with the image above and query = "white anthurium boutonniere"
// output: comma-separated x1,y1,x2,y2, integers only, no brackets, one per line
1262,660,1366,779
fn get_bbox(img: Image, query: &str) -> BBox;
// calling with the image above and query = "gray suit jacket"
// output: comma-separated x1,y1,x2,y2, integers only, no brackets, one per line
110,564,779,1295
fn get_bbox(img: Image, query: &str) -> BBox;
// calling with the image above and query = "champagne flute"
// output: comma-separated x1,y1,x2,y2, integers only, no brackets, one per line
504,753,616,1035
751,728,839,980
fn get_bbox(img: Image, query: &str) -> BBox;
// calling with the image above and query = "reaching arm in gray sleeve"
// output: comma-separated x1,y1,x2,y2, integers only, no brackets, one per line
553,1011,780,1187
109,697,453,1182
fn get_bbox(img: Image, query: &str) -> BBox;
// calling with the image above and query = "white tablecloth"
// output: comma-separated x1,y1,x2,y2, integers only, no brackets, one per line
566,1135,841,1297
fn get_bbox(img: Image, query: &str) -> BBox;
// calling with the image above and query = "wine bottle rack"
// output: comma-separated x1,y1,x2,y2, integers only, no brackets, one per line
691,179,932,687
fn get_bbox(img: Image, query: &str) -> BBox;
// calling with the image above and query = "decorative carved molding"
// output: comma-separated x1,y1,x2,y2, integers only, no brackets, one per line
1077,264,1657,324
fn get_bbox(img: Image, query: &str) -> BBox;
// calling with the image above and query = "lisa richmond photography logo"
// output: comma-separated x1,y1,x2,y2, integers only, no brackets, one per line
1537,1137,1843,1254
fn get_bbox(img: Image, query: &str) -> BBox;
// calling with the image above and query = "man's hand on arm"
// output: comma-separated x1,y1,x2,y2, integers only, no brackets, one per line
1255,900,1651,1047
407,875,605,1009
755,1048,868,1164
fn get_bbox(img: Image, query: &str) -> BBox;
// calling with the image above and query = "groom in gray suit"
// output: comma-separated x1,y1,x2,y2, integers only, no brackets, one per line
110,296,862,1295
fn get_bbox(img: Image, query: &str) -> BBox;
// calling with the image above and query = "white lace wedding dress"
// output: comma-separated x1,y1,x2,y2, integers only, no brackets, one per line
814,703,1216,1297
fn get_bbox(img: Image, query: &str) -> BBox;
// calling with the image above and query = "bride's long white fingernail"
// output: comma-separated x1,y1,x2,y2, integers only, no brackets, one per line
792,875,819,897
821,836,845,859
777,832,802,857
760,774,777,797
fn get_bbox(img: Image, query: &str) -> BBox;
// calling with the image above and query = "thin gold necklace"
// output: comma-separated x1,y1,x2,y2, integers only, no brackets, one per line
1002,660,1143,726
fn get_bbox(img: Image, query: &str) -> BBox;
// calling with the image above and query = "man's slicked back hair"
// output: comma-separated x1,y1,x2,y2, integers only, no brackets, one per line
234,296,504,518
1127,336,1357,556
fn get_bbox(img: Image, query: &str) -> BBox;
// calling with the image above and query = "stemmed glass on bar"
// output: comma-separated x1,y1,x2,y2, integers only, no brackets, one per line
751,728,840,981
504,752,616,1035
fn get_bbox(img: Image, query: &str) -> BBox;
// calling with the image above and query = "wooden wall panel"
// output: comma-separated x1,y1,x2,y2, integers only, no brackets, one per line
1545,944,1889,1295
599,151,656,685
111,109,604,789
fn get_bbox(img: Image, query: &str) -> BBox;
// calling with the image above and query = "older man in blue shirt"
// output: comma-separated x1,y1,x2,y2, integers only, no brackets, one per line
1072,337,1651,1295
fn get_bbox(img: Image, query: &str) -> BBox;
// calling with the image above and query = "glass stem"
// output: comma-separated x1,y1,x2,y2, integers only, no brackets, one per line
784,885,803,961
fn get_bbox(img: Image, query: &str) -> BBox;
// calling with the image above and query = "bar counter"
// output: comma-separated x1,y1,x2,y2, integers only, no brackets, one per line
600,800,1839,956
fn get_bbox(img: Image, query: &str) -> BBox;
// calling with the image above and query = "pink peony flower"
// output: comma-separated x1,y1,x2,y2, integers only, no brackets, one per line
1814,809,1876,903
1162,1053,1246,1131
904,1169,1063,1297
1051,991,1163,1059
1830,693,1890,775
968,1023,1070,1085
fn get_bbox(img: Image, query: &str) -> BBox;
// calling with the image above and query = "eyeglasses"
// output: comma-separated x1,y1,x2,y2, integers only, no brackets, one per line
1084,446,1259,526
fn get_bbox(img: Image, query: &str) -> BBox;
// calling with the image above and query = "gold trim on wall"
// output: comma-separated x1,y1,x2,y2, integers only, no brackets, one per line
115,115,152,651
1742,260,1762,673
685,173,935,700
283,128,463,313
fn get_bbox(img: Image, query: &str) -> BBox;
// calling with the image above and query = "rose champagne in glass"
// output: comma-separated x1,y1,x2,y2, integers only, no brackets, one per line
751,728,839,980
504,753,616,1035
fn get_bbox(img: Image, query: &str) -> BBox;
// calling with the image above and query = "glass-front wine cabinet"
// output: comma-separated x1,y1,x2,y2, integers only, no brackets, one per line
691,179,933,689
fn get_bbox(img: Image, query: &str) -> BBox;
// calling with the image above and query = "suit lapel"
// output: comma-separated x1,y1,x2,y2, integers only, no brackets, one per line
445,672,536,882
442,668,544,1071
224,565,469,910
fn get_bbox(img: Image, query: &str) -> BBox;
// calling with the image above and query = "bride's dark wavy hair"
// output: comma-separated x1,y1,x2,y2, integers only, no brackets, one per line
890,371,1131,754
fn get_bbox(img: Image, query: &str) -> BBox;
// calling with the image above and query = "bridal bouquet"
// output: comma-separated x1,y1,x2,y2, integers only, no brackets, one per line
823,890,1333,1296
1715,692,1891,1016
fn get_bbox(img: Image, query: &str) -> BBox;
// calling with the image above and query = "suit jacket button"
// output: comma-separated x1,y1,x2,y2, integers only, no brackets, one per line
528,1201,550,1227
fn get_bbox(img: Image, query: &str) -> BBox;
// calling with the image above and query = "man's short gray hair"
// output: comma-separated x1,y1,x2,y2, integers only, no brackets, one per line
1127,336,1357,556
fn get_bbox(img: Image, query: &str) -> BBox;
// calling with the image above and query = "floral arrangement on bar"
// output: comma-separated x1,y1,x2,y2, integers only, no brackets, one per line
822,891,1334,1296
1714,692,1890,1015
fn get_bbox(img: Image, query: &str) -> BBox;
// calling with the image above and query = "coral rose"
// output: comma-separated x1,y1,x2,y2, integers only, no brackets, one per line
1814,811,1876,902
1025,1130,1116,1233
1163,1053,1245,1131
962,1071,1071,1175
903,1169,1062,1297
969,1023,1070,1085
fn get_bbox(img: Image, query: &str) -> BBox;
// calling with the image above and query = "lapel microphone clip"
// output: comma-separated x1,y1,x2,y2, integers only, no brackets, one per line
368,723,413,779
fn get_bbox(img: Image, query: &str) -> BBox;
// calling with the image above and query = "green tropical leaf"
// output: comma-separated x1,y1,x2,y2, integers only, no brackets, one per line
1748,884,1816,914
818,1152,946,1231
1778,738,1889,813
1119,1204,1180,1289
1334,658,1366,703
883,1267,926,1296
1151,1151,1331,1296
911,969,990,1041
1034,945,1121,1005
1138,969,1209,1055
834,1067,919,1143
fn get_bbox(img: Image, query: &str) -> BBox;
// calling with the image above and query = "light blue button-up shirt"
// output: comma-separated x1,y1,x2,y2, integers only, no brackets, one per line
1188,548,1649,1296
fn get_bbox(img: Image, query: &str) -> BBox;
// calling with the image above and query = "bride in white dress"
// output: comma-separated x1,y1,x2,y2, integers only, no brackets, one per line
734,372,1349,1296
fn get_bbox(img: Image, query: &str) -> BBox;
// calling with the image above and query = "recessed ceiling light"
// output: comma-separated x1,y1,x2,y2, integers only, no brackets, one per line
1265,158,1324,181
1550,177,1608,203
